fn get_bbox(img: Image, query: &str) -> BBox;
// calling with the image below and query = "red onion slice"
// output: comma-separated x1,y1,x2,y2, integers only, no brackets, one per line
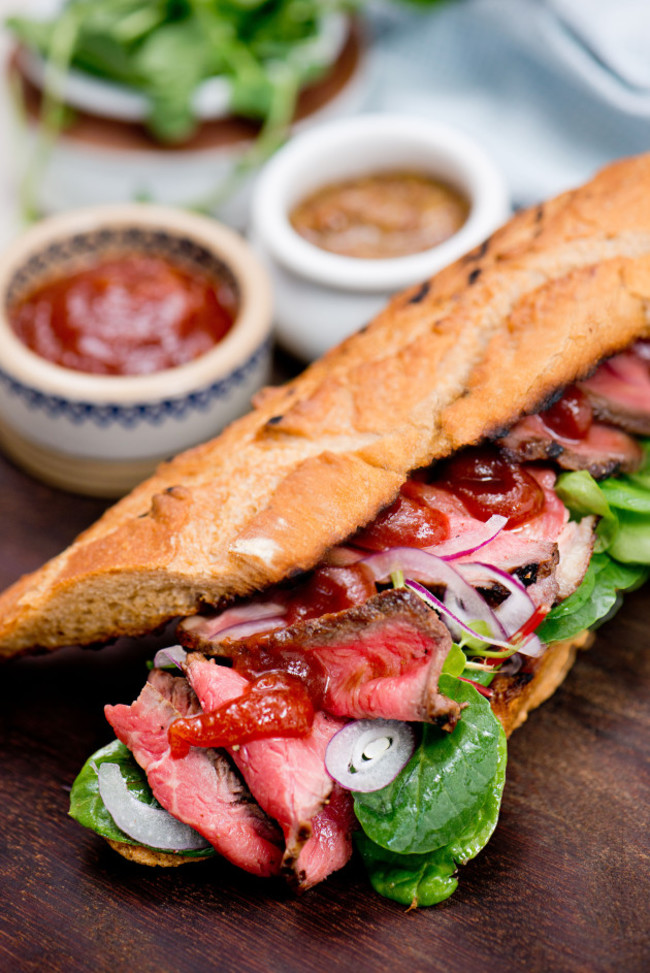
360,547,492,604
97,762,210,852
405,580,515,650
214,616,286,642
428,514,508,560
179,601,287,641
152,645,187,670
325,719,416,792
456,563,544,657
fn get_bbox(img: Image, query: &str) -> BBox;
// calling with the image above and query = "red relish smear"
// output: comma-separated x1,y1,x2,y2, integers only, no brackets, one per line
433,445,546,527
168,672,314,759
539,386,593,440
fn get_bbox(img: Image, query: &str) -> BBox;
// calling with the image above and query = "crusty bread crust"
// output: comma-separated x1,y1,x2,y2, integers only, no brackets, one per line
491,630,594,737
3,154,650,654
106,838,211,867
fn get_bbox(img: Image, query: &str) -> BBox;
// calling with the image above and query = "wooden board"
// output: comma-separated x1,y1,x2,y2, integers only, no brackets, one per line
1,445,649,973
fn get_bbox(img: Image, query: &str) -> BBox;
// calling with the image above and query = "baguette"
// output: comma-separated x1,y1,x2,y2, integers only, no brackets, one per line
3,155,650,898
2,153,650,657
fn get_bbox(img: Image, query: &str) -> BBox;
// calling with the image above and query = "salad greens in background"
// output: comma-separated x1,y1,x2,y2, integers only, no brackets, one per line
8,0,354,143
70,440,650,909
6,0,358,218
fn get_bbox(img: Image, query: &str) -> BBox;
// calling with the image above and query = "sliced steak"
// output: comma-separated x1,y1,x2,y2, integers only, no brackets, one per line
579,344,650,435
411,471,564,606
285,784,356,892
555,516,596,601
497,413,642,478
212,589,460,729
179,565,376,651
105,670,283,876
184,655,351,886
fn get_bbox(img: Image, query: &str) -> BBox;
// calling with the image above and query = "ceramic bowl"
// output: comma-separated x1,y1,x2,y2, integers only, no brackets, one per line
0,204,272,497
250,113,511,360
10,18,368,230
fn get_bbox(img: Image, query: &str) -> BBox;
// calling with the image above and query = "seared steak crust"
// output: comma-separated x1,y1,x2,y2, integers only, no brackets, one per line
498,414,642,478
212,589,460,729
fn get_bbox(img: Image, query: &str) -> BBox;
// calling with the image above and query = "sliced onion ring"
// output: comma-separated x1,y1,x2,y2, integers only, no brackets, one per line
97,762,210,852
325,719,416,793
179,601,287,641
405,579,516,651
428,514,508,560
455,562,544,657
215,616,286,642
153,645,187,670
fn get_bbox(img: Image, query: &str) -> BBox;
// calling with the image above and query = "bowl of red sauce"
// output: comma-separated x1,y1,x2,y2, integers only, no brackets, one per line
251,113,510,360
0,204,272,496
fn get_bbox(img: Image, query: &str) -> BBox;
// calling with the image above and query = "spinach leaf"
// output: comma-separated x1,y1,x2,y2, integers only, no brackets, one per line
69,738,214,858
355,834,458,908
555,469,614,521
538,553,648,643
461,667,496,687
542,453,650,642
355,722,507,907
353,678,505,855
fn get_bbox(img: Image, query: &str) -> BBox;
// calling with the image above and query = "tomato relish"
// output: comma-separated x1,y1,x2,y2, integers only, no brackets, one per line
353,489,450,550
8,255,237,375
434,446,545,527
168,672,314,759
539,385,593,440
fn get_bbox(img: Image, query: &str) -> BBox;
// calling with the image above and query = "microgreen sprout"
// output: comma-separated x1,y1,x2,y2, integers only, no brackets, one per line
390,568,405,589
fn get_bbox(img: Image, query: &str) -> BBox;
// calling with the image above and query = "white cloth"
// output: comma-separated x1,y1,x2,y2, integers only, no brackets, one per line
369,0,650,207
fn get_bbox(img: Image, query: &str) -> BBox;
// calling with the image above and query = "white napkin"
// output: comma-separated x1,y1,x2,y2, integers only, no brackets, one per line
369,0,650,207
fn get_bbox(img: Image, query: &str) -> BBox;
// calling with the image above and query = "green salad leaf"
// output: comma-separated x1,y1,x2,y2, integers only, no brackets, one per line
607,511,650,564
538,553,647,643
69,738,215,858
355,834,459,908
353,677,505,856
7,0,343,143
540,450,650,642
355,688,506,907
442,642,466,678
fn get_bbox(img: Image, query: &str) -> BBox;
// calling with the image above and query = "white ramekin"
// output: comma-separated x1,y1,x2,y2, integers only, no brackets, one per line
250,113,511,360
0,204,273,496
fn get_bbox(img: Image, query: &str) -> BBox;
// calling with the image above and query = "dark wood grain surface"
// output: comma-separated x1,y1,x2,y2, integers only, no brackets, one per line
1,442,649,973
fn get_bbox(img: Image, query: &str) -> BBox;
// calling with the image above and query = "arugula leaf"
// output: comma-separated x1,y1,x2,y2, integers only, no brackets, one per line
355,714,507,907
69,738,215,858
353,677,505,855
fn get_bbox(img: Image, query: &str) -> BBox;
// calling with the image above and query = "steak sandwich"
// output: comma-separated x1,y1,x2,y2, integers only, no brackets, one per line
3,155,650,906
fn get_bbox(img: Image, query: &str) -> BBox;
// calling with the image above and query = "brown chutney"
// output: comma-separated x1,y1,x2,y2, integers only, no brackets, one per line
289,170,469,259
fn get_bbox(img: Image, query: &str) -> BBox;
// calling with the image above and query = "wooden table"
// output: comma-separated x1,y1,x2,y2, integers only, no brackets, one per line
1,439,649,973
